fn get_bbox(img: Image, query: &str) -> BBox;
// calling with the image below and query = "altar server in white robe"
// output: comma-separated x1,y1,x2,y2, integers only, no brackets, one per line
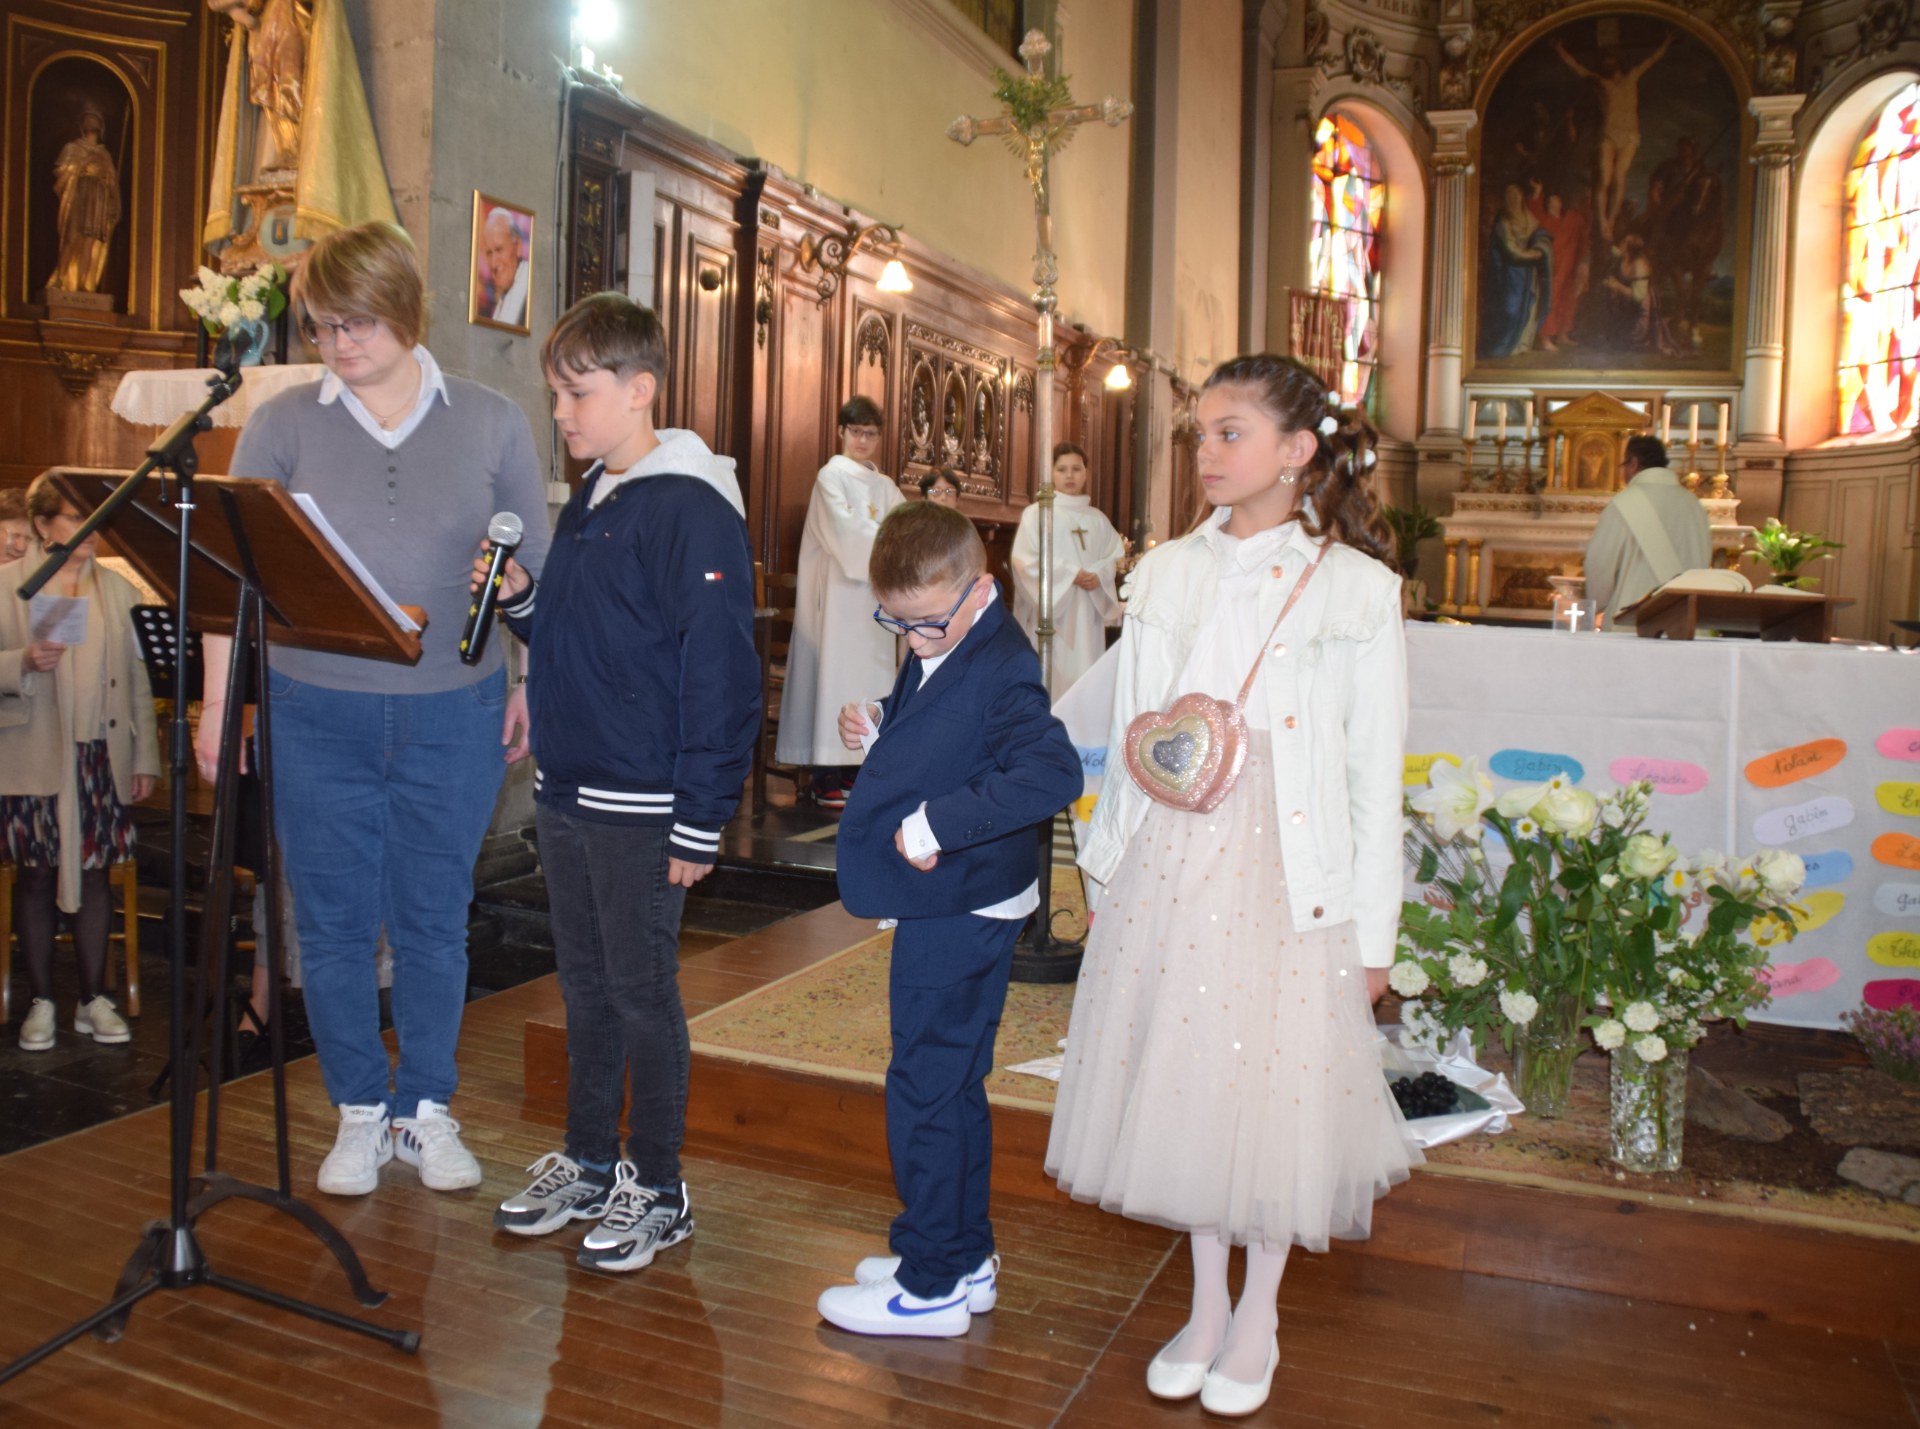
1013,442,1125,701
776,396,905,805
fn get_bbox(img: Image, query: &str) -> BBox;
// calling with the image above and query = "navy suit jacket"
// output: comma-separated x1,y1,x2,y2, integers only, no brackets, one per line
835,591,1082,920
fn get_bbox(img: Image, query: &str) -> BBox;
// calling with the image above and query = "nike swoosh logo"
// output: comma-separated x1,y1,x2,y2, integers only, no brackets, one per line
887,1292,968,1316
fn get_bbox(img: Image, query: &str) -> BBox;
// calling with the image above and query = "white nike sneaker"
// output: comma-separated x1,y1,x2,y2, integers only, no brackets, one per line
853,1251,999,1312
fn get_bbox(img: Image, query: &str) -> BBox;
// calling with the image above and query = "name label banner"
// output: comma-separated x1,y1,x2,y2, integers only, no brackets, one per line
1745,737,1848,789
1752,796,1856,846
1609,757,1709,795
1489,749,1584,784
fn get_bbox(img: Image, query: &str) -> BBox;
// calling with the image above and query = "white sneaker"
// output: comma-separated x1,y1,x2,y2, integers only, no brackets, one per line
816,1275,971,1338
854,1252,999,1313
18,998,55,1052
393,1100,483,1191
73,995,131,1044
317,1103,392,1196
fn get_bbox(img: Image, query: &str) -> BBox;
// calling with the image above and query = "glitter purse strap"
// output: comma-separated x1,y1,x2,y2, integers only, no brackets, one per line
1122,543,1329,813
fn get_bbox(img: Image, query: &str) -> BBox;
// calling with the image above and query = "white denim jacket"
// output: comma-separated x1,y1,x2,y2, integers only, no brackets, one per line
1080,509,1408,967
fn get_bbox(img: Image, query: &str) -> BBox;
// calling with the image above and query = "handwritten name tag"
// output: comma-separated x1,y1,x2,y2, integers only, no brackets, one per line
1489,749,1584,784
1868,930,1920,968
1745,737,1847,789
1404,752,1461,788
1874,883,1920,919
1799,851,1854,890
1760,958,1841,998
1751,796,1855,846
1877,728,1920,762
1608,757,1708,795
1873,832,1920,870
1863,977,1920,1011
1875,782,1920,818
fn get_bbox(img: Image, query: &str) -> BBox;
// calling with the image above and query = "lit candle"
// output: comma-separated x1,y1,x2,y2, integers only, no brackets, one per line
1524,399,1535,437
1465,401,1477,442
1688,403,1699,445
1717,401,1729,447
1498,402,1508,443
1660,404,1671,445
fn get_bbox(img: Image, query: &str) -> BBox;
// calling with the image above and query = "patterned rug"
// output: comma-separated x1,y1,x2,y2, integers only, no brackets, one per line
687,928,1920,1241
688,933,1072,1111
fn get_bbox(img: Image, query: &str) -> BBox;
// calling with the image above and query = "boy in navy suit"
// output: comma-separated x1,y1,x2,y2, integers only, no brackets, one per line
816,502,1081,1338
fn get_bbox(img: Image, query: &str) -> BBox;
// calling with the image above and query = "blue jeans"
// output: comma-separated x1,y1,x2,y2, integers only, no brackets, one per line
268,670,507,1113
885,912,1020,1300
535,806,689,1182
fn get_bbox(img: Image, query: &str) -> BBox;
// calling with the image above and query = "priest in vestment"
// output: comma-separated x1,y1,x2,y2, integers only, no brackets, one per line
1012,442,1123,701
775,400,905,801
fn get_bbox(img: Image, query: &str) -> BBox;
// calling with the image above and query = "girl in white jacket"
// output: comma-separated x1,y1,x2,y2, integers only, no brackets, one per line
1045,355,1418,1417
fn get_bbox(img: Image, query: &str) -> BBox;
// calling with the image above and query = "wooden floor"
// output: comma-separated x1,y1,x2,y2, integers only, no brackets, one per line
1,909,1916,1426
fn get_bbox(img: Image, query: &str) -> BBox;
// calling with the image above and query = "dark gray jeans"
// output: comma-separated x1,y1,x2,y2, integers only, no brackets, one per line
535,805,690,1184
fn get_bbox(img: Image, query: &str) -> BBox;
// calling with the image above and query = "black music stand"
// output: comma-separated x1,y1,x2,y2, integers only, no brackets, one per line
2,454,425,1382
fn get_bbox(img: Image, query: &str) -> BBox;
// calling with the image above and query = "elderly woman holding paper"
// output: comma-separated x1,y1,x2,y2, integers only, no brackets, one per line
0,473,160,1053
193,220,549,1200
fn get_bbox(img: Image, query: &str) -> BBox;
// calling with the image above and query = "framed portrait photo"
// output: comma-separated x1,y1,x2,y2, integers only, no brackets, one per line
469,192,534,334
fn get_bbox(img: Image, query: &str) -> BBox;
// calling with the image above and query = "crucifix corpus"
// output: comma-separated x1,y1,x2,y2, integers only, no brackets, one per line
949,30,1130,973
948,28,1131,695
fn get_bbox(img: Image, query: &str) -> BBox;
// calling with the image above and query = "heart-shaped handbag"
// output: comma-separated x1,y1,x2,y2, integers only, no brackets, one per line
1122,543,1328,813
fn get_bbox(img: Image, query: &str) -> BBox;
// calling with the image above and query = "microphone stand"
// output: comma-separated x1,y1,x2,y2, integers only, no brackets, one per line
3,365,417,1385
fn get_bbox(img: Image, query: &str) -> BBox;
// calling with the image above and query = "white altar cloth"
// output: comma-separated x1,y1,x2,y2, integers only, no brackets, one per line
1407,624,1920,1029
111,365,326,428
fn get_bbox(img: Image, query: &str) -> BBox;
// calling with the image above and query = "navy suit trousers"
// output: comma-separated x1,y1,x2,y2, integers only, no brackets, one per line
885,911,1022,1299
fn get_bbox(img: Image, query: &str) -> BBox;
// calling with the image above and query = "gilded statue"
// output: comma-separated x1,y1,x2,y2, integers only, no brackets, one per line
208,0,312,177
48,109,121,294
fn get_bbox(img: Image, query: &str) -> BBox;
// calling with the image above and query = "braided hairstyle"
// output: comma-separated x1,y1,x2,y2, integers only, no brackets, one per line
1202,354,1393,566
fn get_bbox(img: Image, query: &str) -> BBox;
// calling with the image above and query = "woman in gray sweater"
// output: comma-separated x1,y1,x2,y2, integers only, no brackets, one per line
196,222,549,1199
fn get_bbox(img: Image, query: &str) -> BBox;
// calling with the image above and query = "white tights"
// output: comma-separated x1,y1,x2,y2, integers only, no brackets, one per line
1159,1231,1288,1382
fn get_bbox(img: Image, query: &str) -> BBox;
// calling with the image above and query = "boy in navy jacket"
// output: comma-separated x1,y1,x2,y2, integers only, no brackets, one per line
817,503,1080,1337
480,293,760,1272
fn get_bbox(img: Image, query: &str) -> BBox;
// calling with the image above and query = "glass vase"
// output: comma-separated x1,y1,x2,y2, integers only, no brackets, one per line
1511,994,1583,1119
1609,1047,1689,1173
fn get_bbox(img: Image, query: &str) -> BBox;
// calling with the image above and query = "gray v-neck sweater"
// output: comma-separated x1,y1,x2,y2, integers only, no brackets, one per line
230,370,551,693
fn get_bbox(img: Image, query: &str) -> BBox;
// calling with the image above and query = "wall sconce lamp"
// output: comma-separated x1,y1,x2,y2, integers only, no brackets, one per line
794,220,910,304
1066,335,1135,391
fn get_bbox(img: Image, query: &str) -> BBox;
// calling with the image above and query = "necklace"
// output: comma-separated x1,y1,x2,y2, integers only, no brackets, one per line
361,369,423,429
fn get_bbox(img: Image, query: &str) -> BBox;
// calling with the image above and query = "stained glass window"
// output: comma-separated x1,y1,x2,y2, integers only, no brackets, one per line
1309,114,1384,411
1838,82,1920,435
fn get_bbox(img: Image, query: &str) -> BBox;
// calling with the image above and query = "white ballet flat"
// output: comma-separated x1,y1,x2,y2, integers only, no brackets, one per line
1145,1331,1216,1400
1198,1337,1280,1417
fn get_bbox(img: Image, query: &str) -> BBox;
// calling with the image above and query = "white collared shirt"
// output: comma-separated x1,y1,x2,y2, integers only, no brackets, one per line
318,345,449,449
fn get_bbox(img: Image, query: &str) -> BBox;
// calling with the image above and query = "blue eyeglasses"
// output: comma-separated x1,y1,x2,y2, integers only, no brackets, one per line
872,577,979,638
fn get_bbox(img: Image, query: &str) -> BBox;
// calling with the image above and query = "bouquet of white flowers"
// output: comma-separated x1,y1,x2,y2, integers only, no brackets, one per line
179,263,287,336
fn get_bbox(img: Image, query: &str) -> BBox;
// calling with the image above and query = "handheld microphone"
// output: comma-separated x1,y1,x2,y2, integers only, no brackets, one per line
460,511,525,666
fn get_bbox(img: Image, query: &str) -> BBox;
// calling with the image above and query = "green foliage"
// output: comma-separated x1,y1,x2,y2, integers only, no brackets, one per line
992,66,1076,134
1381,504,1442,576
1749,517,1843,589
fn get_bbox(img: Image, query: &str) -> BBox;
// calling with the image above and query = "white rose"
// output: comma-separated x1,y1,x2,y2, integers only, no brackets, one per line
1620,833,1678,881
1448,954,1489,988
1388,961,1431,998
237,298,266,321
1538,786,1599,837
1410,758,1496,840
1633,1034,1669,1063
1499,988,1540,1025
1622,1001,1661,1033
1753,847,1806,899
1495,782,1548,819
1593,1018,1627,1051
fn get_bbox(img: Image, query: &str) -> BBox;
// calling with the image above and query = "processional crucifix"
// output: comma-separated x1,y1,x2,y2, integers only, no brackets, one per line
948,29,1131,695
949,31,1129,969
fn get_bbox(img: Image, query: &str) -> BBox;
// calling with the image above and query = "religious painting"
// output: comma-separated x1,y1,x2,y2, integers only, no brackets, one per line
1473,16,1742,378
468,192,534,334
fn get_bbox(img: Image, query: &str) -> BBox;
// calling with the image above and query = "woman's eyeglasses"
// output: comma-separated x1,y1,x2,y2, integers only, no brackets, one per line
872,577,978,638
301,314,381,345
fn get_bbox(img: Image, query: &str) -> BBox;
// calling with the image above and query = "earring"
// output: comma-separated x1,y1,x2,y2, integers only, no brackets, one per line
1278,466,1299,486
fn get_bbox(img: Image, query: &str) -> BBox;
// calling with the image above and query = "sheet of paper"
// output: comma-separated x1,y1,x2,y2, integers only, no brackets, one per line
291,494,421,632
28,594,88,645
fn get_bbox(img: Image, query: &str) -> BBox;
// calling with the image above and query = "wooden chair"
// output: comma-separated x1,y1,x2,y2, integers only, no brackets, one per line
750,560,805,817
0,858,141,1021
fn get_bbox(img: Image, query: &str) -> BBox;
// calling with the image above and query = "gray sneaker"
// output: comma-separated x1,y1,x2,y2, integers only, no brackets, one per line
576,1163,692,1273
494,1151,612,1236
